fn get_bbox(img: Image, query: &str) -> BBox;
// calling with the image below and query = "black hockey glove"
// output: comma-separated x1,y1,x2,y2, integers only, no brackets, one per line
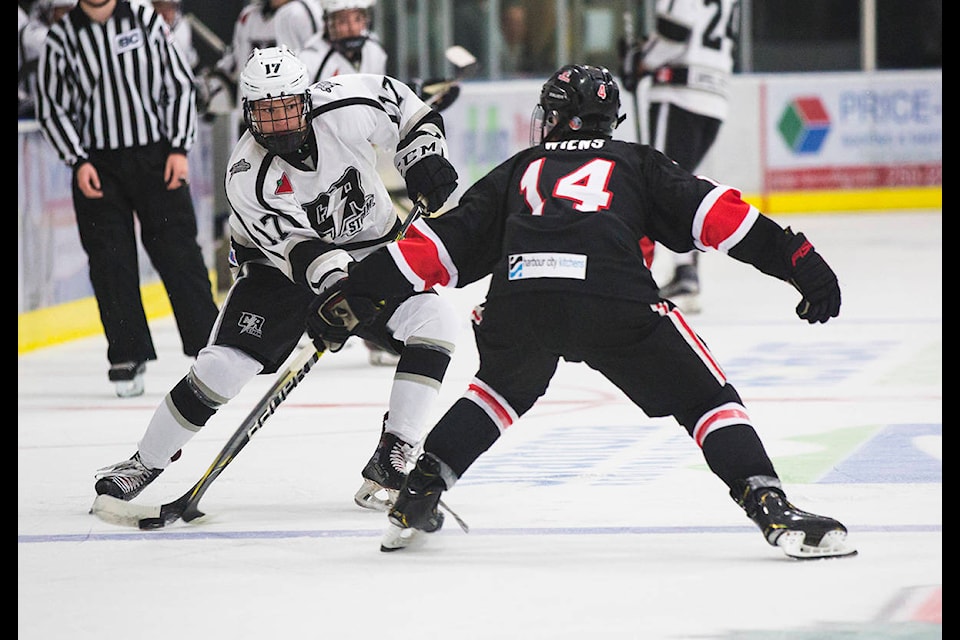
404,154,458,214
306,278,383,352
783,228,841,324
410,77,461,113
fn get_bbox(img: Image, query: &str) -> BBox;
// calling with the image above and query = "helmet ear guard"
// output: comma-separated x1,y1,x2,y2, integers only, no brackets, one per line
239,45,313,154
530,64,622,145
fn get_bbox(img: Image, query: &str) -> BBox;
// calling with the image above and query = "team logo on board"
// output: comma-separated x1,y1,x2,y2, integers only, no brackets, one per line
778,96,831,154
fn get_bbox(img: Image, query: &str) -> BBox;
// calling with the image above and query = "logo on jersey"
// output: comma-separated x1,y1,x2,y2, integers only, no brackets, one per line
304,167,374,240
229,159,251,178
115,29,144,54
778,96,831,154
238,312,264,338
314,80,338,93
508,253,587,281
275,173,294,195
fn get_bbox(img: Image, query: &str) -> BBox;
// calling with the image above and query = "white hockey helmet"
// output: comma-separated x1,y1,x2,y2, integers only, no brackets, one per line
239,46,313,154
321,0,375,59
321,0,376,12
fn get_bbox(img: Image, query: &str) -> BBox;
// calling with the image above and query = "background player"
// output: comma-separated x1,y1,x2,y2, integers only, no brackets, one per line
620,0,740,313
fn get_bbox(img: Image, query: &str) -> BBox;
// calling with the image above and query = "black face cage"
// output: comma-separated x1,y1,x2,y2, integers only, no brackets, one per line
243,93,312,155
324,9,371,61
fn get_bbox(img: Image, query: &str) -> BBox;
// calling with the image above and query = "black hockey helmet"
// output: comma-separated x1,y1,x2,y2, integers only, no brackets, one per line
531,64,621,145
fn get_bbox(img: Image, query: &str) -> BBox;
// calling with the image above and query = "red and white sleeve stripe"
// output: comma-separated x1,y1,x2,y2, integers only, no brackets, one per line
691,184,760,253
385,220,460,292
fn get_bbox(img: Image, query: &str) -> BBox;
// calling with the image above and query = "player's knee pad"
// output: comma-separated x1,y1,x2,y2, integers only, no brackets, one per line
169,346,263,427
388,293,459,354
192,344,264,399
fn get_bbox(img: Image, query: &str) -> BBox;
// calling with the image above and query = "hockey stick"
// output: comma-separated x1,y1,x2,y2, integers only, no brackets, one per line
395,197,428,240
622,9,643,143
185,13,227,56
420,46,478,111
91,345,323,530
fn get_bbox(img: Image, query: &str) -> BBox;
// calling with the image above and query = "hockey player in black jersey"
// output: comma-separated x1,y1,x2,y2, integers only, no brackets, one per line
309,64,854,559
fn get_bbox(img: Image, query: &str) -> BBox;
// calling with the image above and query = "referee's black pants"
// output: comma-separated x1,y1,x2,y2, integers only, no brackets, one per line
73,142,218,367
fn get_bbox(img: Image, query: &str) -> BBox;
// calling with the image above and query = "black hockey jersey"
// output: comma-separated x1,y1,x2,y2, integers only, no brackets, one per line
351,136,767,305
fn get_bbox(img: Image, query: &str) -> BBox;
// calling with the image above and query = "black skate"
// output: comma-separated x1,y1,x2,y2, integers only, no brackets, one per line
109,361,146,398
659,264,701,314
734,475,857,560
95,452,161,501
381,453,447,551
354,422,415,512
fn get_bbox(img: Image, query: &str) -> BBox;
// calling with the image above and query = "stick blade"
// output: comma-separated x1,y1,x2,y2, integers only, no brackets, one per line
90,494,161,528
445,45,476,69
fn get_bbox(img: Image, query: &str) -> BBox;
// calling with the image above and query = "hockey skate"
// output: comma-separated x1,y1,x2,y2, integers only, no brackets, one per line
354,422,415,511
381,452,447,552
109,361,146,398
94,450,179,502
364,340,401,367
734,476,857,560
659,264,701,314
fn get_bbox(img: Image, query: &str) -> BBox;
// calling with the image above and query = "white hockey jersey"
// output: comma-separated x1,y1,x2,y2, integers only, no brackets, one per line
642,0,739,120
224,73,447,295
274,0,324,53
217,2,279,82
298,33,389,82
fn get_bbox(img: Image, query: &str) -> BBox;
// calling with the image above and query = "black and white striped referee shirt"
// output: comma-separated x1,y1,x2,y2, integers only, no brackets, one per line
35,0,197,168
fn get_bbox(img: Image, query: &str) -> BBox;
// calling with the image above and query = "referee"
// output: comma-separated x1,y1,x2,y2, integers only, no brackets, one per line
35,0,218,398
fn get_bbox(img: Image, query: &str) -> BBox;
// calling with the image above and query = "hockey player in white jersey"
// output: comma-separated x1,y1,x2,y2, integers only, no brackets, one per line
621,0,740,313
94,45,461,513
274,0,325,54
298,0,387,83
215,0,289,111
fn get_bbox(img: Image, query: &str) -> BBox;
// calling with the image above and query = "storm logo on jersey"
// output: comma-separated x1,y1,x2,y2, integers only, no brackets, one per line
238,312,265,337
306,167,375,240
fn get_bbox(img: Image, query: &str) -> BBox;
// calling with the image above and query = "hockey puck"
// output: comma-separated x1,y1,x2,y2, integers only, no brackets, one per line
138,517,166,530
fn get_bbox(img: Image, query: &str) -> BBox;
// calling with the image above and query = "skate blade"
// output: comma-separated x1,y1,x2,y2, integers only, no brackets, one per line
380,522,426,552
777,529,858,560
90,494,160,527
353,479,397,512
669,293,701,314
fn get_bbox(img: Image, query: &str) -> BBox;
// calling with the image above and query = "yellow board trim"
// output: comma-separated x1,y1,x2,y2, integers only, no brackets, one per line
18,271,218,355
752,186,941,215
